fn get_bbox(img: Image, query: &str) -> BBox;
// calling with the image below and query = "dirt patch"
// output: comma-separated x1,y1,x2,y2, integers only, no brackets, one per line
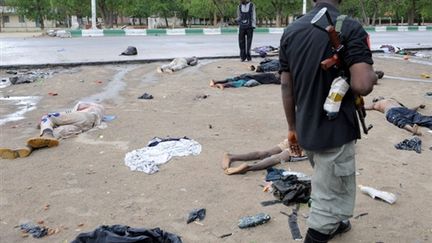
0,56,431,242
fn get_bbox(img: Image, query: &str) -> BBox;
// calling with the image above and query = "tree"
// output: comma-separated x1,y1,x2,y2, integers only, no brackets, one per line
6,0,54,30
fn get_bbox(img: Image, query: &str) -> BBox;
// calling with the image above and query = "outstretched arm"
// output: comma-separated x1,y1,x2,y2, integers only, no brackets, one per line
281,71,302,156
411,104,425,111
364,103,375,111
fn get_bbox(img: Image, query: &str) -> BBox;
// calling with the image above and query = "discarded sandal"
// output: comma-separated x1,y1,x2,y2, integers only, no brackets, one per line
27,137,59,149
0,147,31,159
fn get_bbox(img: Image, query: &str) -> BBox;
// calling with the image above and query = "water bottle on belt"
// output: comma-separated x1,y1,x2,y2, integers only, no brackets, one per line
323,76,350,119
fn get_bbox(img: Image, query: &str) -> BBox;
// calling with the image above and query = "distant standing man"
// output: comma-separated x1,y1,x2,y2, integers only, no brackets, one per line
237,0,256,62
280,0,377,242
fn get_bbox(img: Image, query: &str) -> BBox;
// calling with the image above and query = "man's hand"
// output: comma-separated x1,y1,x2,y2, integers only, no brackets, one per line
288,130,302,156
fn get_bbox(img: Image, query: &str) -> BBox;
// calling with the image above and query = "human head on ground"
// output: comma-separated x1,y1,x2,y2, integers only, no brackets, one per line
372,96,385,103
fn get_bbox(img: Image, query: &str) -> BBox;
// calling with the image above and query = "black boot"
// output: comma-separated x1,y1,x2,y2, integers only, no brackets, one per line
329,220,351,240
304,228,330,243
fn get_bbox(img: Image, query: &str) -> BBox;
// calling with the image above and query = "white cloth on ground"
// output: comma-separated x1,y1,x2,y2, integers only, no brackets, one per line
124,138,202,174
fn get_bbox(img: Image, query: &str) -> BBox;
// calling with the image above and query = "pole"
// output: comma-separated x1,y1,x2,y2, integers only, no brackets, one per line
302,0,307,14
91,0,96,29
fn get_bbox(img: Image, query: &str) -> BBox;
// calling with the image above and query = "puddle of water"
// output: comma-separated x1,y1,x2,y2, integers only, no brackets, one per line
83,66,138,103
0,96,41,126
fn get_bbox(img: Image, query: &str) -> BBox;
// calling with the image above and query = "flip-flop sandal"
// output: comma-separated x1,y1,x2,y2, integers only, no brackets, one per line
27,137,59,149
0,148,18,159
15,148,32,158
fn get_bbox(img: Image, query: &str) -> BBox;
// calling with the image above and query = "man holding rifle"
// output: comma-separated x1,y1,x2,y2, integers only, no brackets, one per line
279,0,377,242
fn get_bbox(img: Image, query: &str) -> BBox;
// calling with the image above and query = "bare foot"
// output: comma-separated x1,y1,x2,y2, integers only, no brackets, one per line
209,80,215,87
221,152,232,170
156,67,163,73
216,84,225,90
413,124,422,136
224,163,250,175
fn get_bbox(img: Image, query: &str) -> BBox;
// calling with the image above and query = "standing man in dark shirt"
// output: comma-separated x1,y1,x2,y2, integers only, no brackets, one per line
279,0,377,242
236,0,256,62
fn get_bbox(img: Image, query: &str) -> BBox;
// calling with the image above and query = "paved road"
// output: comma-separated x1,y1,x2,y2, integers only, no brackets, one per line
1,31,431,67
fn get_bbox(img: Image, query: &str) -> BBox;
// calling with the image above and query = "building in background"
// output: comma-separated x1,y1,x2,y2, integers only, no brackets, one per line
0,4,55,32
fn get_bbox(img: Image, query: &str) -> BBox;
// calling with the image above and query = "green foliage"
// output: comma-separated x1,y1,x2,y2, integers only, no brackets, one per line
5,0,432,29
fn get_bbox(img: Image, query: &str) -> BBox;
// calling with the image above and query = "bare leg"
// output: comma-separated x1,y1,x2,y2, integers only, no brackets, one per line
221,147,282,169
403,124,422,136
209,80,215,87
411,104,425,112
224,148,287,175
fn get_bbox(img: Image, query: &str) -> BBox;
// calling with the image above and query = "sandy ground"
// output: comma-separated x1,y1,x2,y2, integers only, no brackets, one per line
0,55,431,243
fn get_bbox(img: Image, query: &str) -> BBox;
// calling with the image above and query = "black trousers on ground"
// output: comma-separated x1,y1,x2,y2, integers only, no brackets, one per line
239,28,254,60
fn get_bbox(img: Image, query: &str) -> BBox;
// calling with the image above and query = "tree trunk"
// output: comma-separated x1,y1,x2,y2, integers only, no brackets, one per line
407,0,416,26
359,0,369,25
164,14,169,28
213,10,217,26
276,10,281,27
39,16,45,30
371,0,378,26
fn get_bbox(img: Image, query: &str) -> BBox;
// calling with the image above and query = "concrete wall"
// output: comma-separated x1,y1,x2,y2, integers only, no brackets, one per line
1,14,55,32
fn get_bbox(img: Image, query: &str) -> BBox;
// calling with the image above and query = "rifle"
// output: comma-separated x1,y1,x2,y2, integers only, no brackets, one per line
311,7,372,134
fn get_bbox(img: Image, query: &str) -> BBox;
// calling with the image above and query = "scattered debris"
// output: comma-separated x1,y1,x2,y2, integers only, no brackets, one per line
193,94,209,100
238,213,271,229
0,77,12,89
219,233,232,238
138,93,154,100
47,29,71,38
1,70,54,86
421,73,431,79
359,185,397,204
120,46,138,56
354,212,368,219
395,137,422,154
186,208,206,224
287,207,302,241
19,223,48,238
48,92,58,96
124,137,202,174
102,115,116,122
71,225,182,243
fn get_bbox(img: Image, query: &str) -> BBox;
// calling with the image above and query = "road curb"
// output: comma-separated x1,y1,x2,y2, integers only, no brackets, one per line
67,26,432,37
1,47,431,69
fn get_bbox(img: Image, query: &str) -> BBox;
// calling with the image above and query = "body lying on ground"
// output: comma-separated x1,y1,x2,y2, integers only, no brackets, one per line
365,97,430,135
0,101,105,159
209,72,280,90
221,139,307,175
157,57,198,73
